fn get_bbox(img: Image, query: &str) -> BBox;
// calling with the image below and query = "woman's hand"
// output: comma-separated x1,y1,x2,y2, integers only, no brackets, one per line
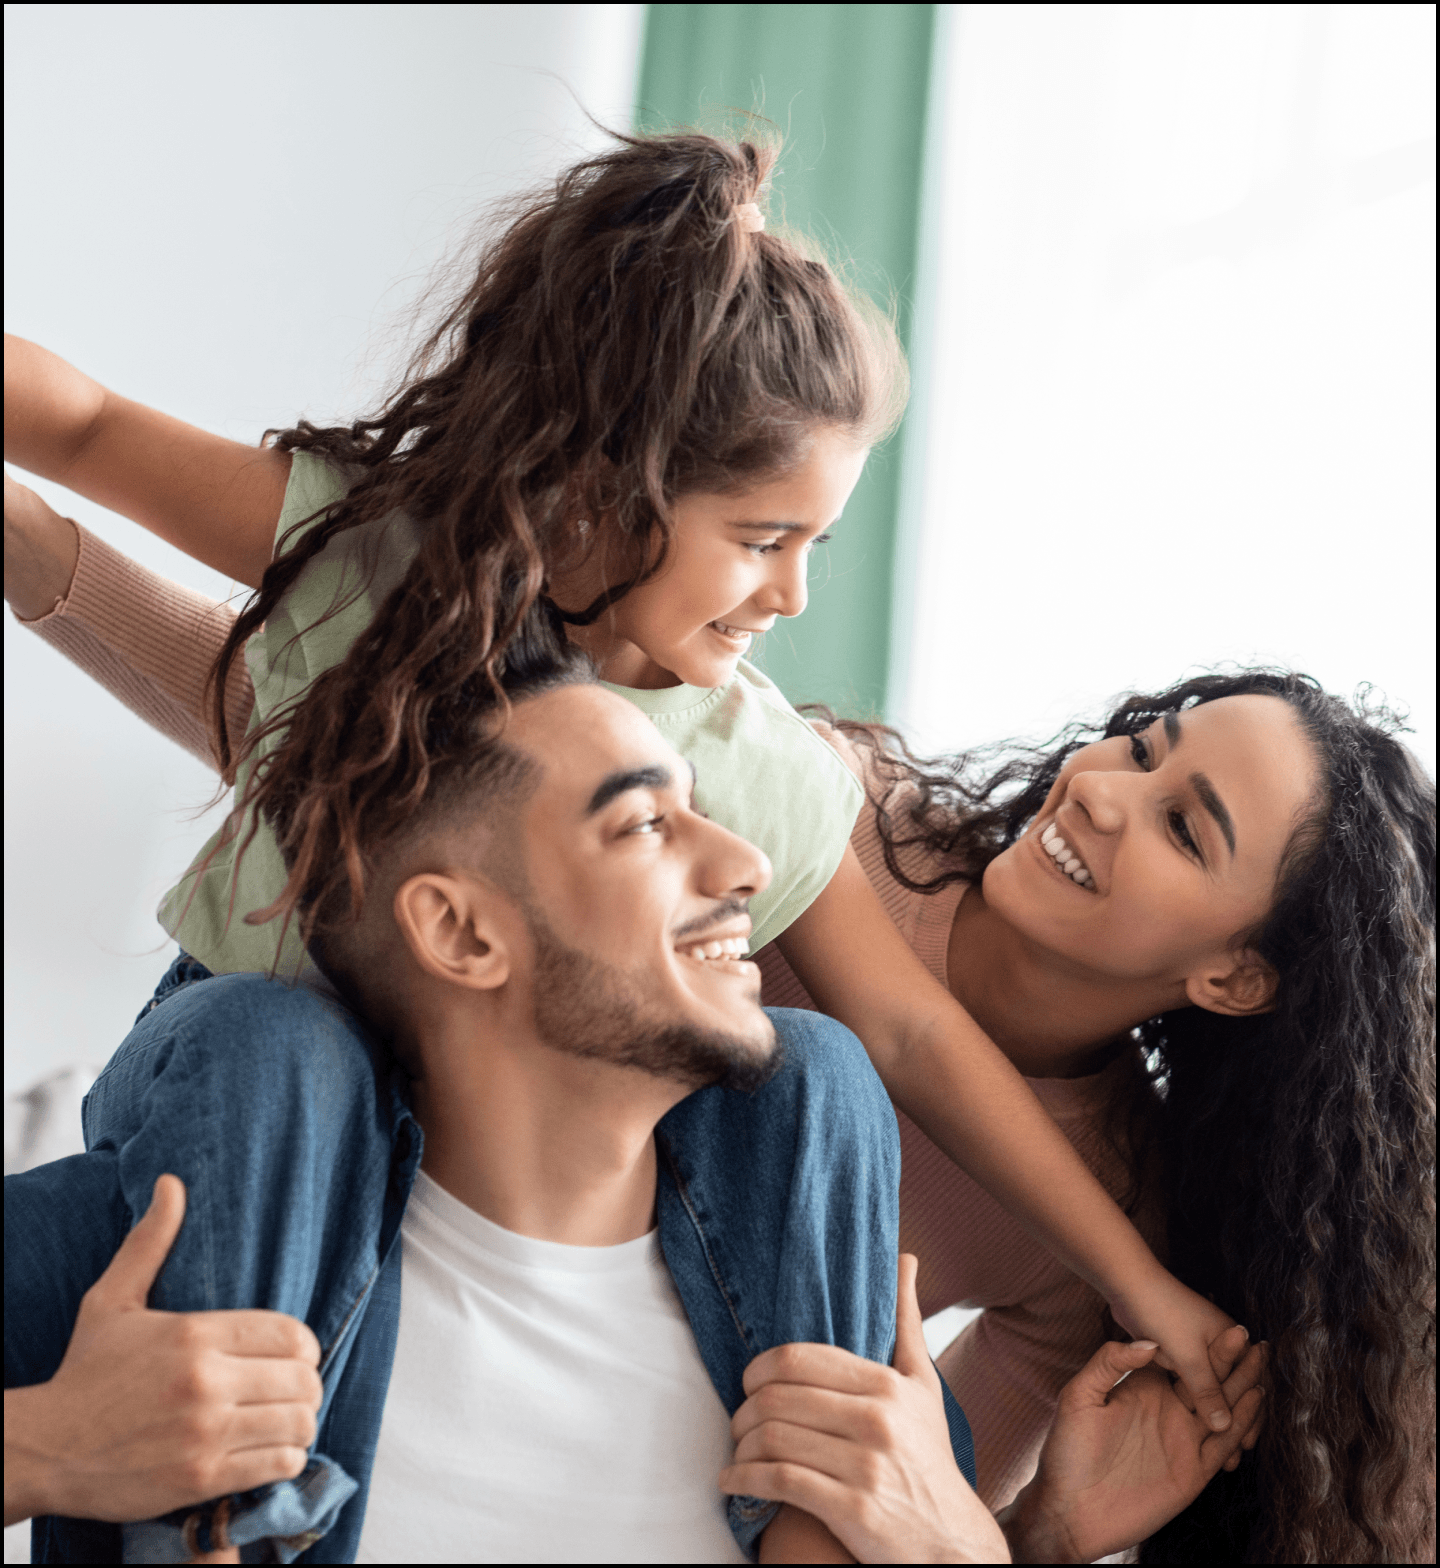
1107,1267,1245,1433
999,1331,1267,1563
722,1255,1010,1564
4,470,79,620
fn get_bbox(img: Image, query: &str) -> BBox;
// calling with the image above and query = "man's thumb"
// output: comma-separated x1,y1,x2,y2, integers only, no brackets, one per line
92,1174,187,1309
892,1253,934,1381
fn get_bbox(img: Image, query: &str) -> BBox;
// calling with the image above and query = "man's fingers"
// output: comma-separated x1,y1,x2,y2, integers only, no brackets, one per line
203,1310,321,1367
719,1456,854,1525
742,1340,889,1400
733,1383,869,1447
86,1174,187,1311
1059,1339,1160,1413
891,1254,935,1384
733,1416,867,1487
218,1356,323,1411
207,1446,310,1496
225,1400,319,1454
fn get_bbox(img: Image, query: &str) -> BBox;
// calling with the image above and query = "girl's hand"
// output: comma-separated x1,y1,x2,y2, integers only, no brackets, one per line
1108,1268,1245,1432
4,470,78,620
999,1333,1267,1563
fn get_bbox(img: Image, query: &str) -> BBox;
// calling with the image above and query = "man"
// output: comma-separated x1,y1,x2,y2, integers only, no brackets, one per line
6,654,1263,1562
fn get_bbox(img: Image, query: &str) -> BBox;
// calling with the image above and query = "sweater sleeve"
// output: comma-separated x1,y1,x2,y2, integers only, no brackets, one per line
13,522,255,770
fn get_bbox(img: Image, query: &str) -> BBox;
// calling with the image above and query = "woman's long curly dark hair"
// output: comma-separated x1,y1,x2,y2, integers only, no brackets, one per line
207,125,904,934
839,670,1435,1563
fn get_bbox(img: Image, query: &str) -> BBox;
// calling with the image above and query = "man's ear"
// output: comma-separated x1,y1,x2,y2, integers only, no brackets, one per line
1184,950,1279,1017
393,872,514,992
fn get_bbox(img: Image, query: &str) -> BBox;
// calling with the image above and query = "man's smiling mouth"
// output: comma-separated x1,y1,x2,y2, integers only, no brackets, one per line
678,934,752,962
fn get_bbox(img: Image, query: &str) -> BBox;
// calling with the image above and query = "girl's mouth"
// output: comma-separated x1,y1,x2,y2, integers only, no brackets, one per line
1040,821,1096,890
709,620,753,647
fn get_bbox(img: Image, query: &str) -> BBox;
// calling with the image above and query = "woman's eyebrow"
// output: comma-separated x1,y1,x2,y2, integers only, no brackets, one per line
1191,772,1237,857
731,520,810,532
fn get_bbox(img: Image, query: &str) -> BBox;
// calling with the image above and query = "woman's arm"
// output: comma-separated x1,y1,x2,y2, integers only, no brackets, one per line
776,847,1238,1433
4,335,288,588
6,473,252,768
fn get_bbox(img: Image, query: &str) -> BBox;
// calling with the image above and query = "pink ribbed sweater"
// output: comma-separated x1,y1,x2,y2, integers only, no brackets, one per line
758,737,1164,1510
20,525,1160,1511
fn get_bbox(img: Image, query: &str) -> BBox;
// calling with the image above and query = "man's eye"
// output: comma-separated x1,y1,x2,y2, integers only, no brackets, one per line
629,816,664,835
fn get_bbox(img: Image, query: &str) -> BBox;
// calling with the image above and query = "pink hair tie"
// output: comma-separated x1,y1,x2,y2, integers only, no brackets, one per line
734,202,765,234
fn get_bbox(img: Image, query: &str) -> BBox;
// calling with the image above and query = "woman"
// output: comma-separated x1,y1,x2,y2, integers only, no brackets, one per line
9,488,1433,1559
761,675,1434,1562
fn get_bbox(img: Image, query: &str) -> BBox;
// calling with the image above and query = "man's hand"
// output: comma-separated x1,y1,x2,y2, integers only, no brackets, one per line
999,1331,1266,1564
721,1255,1010,1563
4,1175,323,1528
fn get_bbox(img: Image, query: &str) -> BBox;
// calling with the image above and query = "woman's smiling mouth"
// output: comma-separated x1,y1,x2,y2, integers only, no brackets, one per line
709,619,755,647
1039,821,1096,890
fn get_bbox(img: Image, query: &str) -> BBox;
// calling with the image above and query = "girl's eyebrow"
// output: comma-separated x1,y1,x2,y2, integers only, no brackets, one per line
731,520,810,532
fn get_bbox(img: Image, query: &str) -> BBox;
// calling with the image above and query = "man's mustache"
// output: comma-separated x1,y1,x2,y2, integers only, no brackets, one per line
671,899,750,944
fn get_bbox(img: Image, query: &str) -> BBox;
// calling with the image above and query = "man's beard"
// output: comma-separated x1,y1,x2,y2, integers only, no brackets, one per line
526,908,781,1094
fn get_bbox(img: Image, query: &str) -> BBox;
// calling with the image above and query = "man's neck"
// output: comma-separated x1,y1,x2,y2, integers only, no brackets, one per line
409,1009,686,1247
945,884,1185,1080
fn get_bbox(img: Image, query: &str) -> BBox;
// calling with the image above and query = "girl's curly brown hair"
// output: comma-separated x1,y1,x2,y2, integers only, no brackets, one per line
836,669,1435,1563
205,125,904,939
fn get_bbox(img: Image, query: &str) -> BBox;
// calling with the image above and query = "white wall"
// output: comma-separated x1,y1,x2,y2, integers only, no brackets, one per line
4,3,643,1094
894,4,1436,774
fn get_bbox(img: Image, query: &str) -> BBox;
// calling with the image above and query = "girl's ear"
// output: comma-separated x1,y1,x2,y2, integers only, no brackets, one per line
393,873,513,992
1184,950,1279,1017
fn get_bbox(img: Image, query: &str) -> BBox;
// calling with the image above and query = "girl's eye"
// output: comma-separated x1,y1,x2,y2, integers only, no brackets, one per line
1168,808,1200,858
746,539,785,556
807,531,833,551
1129,734,1150,769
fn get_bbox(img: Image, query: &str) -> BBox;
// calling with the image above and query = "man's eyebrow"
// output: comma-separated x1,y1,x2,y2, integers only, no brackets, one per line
586,765,673,816
1190,772,1236,858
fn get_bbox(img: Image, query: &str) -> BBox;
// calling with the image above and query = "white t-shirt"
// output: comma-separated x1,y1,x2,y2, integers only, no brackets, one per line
355,1170,748,1564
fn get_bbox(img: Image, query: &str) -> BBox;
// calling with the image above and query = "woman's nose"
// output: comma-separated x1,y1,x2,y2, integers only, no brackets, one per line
1065,768,1129,835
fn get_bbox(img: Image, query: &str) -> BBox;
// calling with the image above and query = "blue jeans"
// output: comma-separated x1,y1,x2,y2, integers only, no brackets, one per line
6,955,974,1563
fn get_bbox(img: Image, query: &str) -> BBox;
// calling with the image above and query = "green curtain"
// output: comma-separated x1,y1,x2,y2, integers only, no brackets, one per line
635,4,937,716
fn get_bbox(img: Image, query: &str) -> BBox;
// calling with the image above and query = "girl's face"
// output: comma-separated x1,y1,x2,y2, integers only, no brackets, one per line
982,695,1321,1010
569,428,869,690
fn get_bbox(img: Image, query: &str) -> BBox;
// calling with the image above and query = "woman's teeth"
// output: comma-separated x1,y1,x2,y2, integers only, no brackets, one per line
710,620,752,644
681,936,751,962
1040,822,1094,888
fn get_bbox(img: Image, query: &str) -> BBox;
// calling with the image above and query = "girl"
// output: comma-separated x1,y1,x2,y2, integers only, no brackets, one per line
5,129,1240,1424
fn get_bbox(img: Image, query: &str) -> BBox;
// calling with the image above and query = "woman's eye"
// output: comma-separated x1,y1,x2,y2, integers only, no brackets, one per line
746,539,784,556
1168,809,1200,857
1129,734,1150,769
807,531,833,552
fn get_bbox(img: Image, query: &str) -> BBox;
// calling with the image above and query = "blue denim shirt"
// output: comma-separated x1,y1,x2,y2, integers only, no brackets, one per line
7,965,975,1563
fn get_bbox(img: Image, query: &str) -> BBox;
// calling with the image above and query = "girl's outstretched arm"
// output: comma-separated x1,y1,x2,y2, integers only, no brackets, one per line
775,845,1240,1435
4,335,288,588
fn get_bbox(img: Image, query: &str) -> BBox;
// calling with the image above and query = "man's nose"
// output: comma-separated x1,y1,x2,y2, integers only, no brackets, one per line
756,552,809,620
697,814,773,902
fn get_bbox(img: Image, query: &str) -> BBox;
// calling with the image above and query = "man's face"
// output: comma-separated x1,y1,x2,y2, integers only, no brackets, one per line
501,685,779,1089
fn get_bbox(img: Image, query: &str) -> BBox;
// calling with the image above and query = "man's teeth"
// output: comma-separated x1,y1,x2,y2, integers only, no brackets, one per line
1039,822,1094,887
681,936,751,961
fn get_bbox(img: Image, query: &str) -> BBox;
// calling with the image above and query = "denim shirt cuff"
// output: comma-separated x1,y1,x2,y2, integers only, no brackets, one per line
119,1455,357,1563
728,1492,782,1562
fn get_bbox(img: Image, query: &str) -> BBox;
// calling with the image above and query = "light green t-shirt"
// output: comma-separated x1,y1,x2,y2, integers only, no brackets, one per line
158,452,862,976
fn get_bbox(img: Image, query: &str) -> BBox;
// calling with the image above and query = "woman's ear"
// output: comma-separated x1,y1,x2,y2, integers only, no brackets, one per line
1184,950,1279,1017
393,872,513,992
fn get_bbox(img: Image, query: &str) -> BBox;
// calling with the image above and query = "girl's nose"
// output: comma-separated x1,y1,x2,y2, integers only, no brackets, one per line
758,553,809,620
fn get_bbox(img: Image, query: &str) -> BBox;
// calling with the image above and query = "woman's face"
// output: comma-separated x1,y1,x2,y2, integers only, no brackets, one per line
982,695,1321,1003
